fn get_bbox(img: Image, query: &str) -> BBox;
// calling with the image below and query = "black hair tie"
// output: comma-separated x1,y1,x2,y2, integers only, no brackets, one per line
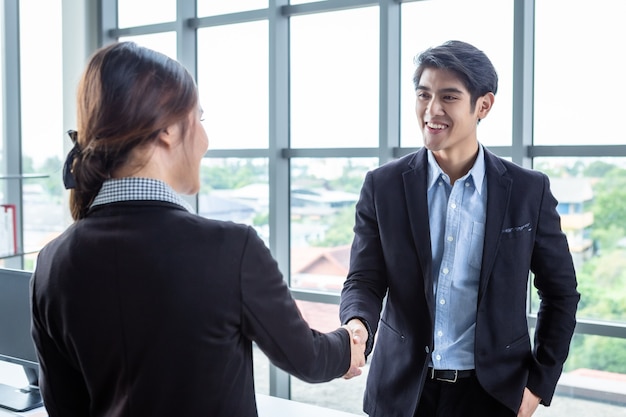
63,130,80,189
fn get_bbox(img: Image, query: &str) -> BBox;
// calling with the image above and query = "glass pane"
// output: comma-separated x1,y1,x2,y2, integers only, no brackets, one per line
400,0,514,147
290,8,379,148
0,3,4,179
197,22,268,149
531,333,626,416
120,32,177,60
198,158,269,243
535,1,626,145
118,0,176,28
290,158,377,292
197,0,267,17
533,157,626,323
19,0,65,256
252,343,269,396
290,300,368,415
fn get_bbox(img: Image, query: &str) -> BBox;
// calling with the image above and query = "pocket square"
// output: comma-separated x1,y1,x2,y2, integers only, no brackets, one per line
502,222,532,234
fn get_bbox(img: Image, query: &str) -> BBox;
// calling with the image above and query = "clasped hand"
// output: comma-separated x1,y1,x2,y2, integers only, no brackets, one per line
341,319,368,379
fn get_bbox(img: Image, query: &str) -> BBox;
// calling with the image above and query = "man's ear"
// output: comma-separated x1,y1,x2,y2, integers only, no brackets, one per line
477,92,495,120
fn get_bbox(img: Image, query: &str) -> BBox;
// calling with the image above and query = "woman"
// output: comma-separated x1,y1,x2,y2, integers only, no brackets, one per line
30,41,364,417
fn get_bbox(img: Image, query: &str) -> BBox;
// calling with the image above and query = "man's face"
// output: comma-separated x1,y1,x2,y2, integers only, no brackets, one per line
415,67,492,158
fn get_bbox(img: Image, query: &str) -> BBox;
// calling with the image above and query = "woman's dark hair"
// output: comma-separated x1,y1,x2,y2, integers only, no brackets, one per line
69,41,198,220
412,40,498,110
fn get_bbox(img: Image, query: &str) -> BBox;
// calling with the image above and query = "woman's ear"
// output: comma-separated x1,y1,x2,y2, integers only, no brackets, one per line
157,123,181,148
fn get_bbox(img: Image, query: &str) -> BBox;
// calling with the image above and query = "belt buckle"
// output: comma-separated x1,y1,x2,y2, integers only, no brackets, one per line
436,369,458,383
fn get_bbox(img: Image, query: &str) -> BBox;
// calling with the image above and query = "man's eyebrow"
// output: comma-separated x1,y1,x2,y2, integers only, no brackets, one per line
416,85,465,95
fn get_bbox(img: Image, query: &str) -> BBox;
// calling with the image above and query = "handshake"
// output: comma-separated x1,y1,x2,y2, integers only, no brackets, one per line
341,318,368,379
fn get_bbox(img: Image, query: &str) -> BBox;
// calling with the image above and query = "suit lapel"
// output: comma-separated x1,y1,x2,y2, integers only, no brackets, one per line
403,149,435,318
478,150,513,302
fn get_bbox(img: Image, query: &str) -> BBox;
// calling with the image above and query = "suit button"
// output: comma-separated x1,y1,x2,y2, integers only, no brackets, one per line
425,346,430,353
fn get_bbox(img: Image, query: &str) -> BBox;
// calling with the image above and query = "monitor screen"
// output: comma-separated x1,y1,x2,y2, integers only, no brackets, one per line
0,267,43,412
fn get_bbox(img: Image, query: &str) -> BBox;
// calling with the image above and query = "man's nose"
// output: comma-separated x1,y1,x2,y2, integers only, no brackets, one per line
425,98,443,116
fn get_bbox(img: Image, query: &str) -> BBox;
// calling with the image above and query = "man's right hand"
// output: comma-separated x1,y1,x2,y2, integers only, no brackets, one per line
341,319,368,379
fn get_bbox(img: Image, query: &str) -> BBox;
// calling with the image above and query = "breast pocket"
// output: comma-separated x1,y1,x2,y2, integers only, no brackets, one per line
469,221,485,270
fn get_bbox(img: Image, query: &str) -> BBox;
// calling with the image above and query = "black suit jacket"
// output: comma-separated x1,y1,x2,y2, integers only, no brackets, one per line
340,147,579,416
31,200,350,417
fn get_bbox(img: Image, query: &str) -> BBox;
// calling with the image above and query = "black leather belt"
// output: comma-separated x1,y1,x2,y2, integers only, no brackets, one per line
428,368,475,383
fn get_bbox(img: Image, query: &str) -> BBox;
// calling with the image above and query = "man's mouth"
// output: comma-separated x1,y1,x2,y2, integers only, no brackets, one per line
426,122,448,130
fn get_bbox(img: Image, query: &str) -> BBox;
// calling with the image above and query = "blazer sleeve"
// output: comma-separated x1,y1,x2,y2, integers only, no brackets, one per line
31,271,91,417
239,227,351,383
527,174,580,405
339,171,389,356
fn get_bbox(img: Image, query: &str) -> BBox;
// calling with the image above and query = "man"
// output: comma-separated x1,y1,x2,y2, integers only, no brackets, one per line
340,40,579,417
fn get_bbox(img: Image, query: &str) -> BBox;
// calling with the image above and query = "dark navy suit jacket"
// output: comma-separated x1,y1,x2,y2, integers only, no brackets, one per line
340,147,579,416
32,200,350,417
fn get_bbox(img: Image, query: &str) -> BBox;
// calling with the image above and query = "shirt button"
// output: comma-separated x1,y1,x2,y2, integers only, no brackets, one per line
450,203,457,209
447,236,454,242
435,354,442,361
465,182,471,187
437,331,443,337
439,299,446,305
442,268,449,275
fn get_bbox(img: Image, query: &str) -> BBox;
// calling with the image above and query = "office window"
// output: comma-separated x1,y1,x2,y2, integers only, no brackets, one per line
19,0,65,261
534,0,626,145
290,300,367,415
290,7,379,148
252,345,270,396
0,6,4,174
198,158,269,242
197,21,269,149
290,158,377,292
197,1,268,17
400,0,514,148
531,157,626,413
120,32,177,60
118,0,176,28
534,156,626,324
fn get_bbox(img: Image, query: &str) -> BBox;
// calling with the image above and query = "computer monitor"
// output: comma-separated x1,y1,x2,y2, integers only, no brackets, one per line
0,267,43,412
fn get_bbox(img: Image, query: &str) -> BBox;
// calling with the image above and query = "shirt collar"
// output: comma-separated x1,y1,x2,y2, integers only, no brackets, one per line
427,144,486,194
90,177,193,212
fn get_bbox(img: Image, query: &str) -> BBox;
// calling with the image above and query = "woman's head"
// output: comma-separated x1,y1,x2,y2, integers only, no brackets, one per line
68,41,201,220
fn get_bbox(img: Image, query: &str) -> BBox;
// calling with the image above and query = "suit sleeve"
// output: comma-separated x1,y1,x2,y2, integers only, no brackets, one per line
527,174,580,405
339,171,389,356
31,272,91,417
239,227,351,383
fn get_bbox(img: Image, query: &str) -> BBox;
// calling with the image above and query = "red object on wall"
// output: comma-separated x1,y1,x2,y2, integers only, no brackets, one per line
1,204,17,256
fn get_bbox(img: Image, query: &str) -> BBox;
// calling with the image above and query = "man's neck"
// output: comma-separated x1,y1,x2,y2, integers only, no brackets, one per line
432,143,480,184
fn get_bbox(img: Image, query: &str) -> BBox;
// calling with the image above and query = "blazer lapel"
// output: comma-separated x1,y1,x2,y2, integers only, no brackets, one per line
403,149,435,319
478,150,513,302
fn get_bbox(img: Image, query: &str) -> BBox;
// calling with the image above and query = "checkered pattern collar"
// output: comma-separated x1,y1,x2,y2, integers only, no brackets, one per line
90,177,192,212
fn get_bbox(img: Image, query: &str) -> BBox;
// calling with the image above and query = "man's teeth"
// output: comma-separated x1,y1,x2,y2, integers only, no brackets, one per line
427,122,447,129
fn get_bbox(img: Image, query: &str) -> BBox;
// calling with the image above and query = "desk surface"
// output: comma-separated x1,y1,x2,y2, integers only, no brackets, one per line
0,362,361,416
0,394,361,417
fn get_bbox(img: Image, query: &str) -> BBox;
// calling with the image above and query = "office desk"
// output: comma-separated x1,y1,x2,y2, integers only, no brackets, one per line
257,394,362,417
0,394,362,417
1,363,361,416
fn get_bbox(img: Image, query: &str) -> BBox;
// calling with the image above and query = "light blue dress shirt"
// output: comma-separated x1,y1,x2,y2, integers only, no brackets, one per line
427,145,487,371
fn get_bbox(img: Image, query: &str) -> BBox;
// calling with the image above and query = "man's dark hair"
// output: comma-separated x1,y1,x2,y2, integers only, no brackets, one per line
413,40,498,110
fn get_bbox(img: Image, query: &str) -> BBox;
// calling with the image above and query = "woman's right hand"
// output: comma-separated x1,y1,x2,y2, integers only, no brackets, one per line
341,320,367,379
